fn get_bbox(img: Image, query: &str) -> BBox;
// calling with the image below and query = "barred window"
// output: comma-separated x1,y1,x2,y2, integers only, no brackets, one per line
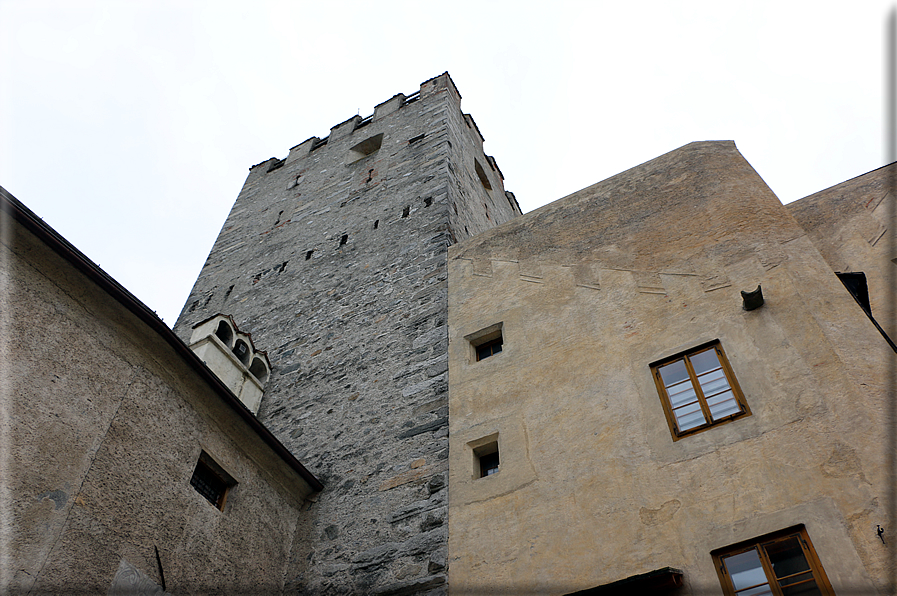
190,452,236,510
651,341,749,439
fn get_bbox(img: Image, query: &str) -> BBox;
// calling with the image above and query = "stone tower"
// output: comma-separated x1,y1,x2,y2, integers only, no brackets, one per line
173,73,520,594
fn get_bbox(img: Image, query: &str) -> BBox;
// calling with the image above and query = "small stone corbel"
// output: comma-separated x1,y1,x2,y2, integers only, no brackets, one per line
741,285,764,311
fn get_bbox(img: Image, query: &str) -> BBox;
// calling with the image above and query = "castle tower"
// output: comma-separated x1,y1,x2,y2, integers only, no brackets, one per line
174,73,520,594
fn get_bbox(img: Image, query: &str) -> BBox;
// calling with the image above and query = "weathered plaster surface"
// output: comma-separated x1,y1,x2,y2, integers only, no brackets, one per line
3,220,311,594
788,163,895,339
447,142,890,594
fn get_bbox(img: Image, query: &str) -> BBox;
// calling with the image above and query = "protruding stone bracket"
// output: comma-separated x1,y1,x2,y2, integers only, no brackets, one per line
741,285,764,310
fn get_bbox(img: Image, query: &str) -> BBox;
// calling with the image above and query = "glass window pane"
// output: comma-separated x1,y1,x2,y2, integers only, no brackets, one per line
779,572,815,587
659,359,689,386
667,381,698,408
780,579,821,596
705,389,734,407
724,549,769,592
690,348,721,375
764,536,823,596
765,536,811,577
708,392,741,419
673,402,706,430
737,586,774,596
709,400,741,420
698,368,729,396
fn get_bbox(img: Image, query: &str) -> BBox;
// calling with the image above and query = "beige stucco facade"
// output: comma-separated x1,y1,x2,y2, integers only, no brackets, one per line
447,142,892,594
787,164,895,343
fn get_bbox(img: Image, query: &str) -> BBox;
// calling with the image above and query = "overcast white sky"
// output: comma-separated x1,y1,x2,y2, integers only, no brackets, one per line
1,1,893,325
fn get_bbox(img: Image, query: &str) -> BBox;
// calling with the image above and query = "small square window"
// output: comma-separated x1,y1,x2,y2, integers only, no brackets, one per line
650,341,749,439
712,526,834,596
190,451,236,510
476,337,502,361
470,436,500,479
466,323,504,363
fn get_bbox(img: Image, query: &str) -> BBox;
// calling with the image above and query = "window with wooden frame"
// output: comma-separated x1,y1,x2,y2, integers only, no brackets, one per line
475,337,502,361
650,341,749,439
712,526,834,596
465,323,504,363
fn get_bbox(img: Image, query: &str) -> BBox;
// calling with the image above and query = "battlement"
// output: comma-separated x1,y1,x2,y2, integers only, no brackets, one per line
250,72,463,172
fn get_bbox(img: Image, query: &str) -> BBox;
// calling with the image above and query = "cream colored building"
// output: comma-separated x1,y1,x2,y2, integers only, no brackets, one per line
447,141,893,595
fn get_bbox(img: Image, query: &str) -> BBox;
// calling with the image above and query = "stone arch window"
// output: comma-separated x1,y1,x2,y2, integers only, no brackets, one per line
232,339,251,366
249,357,269,385
215,320,234,347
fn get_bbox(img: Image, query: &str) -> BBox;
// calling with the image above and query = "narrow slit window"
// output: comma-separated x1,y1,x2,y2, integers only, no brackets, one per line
475,159,492,190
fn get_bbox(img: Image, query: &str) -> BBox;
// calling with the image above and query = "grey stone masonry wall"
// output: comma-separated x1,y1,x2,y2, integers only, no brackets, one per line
173,73,519,595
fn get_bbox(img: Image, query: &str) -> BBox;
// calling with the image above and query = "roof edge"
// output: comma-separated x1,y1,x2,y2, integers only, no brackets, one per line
0,185,323,494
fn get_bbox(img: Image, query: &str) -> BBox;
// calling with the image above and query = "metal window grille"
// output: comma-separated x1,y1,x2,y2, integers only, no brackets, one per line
190,459,228,509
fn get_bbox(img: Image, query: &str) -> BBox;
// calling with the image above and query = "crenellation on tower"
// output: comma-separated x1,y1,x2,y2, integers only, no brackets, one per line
329,114,363,141
462,112,485,143
373,92,407,120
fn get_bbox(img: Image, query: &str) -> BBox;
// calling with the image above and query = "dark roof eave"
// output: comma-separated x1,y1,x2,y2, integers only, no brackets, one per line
0,185,323,494
564,567,684,596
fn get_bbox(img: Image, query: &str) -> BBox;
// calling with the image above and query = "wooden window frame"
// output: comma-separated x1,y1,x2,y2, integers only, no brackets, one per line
475,337,503,361
465,323,504,364
650,340,749,440
712,526,835,596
